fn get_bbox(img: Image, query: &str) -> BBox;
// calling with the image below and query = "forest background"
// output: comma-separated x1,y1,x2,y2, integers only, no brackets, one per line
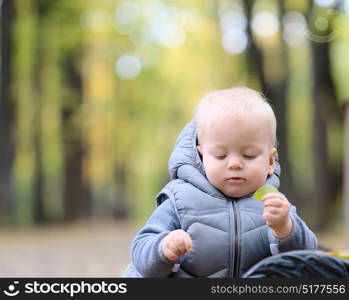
1,0,349,276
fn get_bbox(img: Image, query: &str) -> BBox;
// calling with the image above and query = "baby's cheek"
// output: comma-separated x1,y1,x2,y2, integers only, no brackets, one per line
208,168,222,184
206,172,217,187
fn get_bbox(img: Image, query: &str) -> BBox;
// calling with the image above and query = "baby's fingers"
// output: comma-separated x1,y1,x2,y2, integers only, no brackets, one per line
261,193,284,201
175,230,192,252
183,233,192,251
172,234,187,253
162,242,180,261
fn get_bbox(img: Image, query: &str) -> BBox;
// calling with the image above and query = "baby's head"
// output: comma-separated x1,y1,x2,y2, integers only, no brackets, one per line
195,87,277,198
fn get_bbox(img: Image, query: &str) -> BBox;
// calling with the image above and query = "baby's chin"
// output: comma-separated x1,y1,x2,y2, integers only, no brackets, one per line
212,182,256,198
222,189,251,199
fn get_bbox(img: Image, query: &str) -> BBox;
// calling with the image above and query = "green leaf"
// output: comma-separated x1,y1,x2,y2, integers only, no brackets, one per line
252,185,279,201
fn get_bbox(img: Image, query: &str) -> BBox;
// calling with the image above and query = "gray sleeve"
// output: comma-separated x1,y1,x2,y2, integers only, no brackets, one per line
131,198,181,277
268,205,318,254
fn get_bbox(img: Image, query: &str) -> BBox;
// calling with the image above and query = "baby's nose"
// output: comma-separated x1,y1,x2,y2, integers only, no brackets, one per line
227,157,243,169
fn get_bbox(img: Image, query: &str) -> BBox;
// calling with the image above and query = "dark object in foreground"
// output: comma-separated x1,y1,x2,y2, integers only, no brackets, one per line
243,250,349,278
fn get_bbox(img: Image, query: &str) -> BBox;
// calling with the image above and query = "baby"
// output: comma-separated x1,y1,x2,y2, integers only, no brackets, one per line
123,87,317,277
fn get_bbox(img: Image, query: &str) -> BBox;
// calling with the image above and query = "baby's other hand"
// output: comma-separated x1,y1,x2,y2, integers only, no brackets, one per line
262,192,292,239
161,229,192,261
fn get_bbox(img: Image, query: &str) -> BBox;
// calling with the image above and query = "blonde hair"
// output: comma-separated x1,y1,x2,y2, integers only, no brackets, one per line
195,87,277,146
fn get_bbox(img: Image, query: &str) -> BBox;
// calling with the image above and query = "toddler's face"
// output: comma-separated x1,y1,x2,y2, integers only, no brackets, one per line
197,115,276,198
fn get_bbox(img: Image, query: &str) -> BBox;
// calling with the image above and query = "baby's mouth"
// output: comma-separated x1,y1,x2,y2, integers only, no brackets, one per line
226,177,246,183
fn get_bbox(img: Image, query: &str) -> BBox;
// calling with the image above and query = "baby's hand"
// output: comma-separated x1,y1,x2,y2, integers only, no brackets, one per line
161,229,192,261
262,193,292,239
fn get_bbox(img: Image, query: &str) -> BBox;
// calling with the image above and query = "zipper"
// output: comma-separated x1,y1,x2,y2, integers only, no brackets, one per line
228,201,233,277
232,200,239,277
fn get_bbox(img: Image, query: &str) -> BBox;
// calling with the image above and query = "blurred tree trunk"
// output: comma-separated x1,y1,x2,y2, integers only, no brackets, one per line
244,0,267,91
310,41,342,231
0,0,15,224
307,2,343,231
269,0,295,206
114,164,129,219
63,56,91,221
344,103,349,247
32,0,47,224
243,0,296,204
33,112,45,223
33,52,44,224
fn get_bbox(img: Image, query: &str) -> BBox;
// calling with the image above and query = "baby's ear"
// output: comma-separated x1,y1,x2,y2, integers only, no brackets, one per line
268,148,277,176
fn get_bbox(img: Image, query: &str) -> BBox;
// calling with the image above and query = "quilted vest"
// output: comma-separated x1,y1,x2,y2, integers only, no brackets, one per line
159,119,280,277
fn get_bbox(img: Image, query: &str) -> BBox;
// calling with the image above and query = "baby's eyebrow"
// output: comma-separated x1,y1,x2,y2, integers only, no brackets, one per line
243,145,258,150
210,145,226,151
243,146,263,153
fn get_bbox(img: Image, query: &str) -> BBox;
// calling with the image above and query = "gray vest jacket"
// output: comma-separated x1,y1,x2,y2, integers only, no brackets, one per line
157,120,279,277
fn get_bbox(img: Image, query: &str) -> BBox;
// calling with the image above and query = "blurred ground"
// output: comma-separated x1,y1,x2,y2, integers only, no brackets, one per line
0,220,140,277
316,228,348,252
0,220,347,278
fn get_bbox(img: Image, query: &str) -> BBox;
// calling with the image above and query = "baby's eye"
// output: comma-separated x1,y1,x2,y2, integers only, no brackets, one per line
243,154,256,159
215,155,227,160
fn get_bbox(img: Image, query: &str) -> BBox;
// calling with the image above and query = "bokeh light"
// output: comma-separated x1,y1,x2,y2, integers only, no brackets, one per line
314,0,337,8
222,28,248,54
115,54,142,79
219,10,247,33
81,9,112,32
114,1,141,35
345,0,349,14
251,11,279,38
148,18,186,48
218,1,248,55
139,1,186,48
282,11,307,47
